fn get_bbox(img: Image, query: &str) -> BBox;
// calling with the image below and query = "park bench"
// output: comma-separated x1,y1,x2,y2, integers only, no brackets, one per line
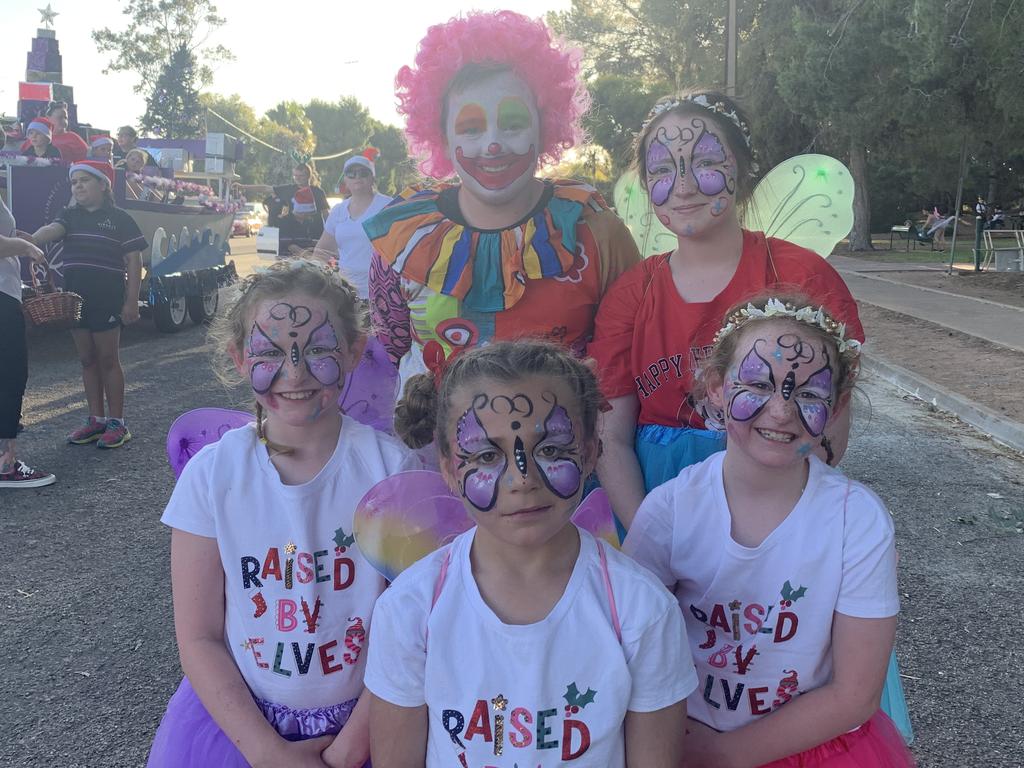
890,222,935,251
889,223,911,251
980,230,1024,271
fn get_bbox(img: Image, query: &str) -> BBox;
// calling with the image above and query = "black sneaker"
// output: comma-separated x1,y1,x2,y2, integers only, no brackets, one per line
0,461,57,489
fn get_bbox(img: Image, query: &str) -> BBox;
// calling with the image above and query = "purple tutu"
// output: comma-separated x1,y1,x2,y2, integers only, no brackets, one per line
147,677,358,767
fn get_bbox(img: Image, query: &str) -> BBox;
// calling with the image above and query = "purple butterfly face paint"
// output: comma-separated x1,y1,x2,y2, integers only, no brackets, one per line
455,405,506,512
534,403,583,498
646,137,676,206
243,299,348,400
722,326,838,455
692,127,729,196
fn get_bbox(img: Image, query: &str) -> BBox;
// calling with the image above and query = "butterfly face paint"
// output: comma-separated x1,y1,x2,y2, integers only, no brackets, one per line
446,70,539,204
721,323,838,463
449,380,588,519
533,402,583,498
643,113,738,237
243,298,348,401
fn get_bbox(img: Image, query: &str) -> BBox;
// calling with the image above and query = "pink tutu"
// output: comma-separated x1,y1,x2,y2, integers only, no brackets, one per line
147,677,358,768
758,710,916,767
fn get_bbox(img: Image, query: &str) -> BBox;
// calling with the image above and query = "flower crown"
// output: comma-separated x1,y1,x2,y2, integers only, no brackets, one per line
715,298,862,355
643,93,753,152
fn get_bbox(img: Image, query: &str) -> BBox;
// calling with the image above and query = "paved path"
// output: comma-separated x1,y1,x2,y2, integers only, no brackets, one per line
830,257,1024,353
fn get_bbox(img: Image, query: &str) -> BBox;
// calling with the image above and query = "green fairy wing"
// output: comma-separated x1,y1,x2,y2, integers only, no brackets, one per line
741,154,854,258
612,169,677,258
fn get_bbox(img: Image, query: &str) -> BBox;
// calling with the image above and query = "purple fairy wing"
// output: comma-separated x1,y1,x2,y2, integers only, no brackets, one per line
354,470,473,581
166,408,254,478
571,488,621,550
339,336,399,434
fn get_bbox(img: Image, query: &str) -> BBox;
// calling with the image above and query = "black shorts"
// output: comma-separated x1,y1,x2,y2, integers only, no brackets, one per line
0,292,28,439
63,268,126,332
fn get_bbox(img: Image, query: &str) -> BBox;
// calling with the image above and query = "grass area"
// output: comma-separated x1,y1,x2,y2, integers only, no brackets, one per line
835,236,984,265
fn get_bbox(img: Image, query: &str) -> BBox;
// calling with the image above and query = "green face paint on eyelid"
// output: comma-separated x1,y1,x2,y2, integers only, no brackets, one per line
497,97,532,131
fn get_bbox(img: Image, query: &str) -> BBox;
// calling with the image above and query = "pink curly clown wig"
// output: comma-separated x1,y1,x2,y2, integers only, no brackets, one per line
395,10,589,179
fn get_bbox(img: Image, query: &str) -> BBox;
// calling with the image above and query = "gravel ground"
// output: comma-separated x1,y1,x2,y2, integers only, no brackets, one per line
1,314,1022,767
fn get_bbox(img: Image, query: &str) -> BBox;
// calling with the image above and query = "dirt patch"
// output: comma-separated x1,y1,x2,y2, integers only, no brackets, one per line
857,302,1024,424
872,269,1024,308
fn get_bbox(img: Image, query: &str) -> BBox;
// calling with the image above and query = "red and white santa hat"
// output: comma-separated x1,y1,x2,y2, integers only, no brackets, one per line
291,186,317,214
89,134,114,149
69,160,115,189
27,117,53,139
343,146,380,176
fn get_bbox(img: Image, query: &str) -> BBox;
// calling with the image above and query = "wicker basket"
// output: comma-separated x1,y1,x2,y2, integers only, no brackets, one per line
23,270,83,329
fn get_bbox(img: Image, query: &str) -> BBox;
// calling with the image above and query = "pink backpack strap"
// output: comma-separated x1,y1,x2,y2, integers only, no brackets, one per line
597,541,622,644
424,549,452,650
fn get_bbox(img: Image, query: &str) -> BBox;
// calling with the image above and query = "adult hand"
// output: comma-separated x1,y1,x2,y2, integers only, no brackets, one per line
253,735,334,768
321,729,369,768
120,301,140,325
15,237,45,263
14,230,37,246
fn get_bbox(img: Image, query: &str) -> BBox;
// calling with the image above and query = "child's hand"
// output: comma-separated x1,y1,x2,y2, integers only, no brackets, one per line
321,729,370,768
120,300,140,325
257,734,333,768
684,718,737,768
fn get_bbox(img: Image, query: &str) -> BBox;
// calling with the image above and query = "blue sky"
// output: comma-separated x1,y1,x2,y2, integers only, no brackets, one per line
3,1,570,133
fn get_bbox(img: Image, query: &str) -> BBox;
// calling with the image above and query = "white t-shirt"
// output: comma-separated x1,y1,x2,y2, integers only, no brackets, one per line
161,417,420,709
0,200,23,302
624,453,899,732
365,526,697,768
325,192,392,298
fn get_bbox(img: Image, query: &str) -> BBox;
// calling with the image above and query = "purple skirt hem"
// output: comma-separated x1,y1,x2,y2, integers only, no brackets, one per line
147,677,357,768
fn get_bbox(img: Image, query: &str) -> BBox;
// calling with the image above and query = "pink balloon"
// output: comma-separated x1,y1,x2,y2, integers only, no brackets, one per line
166,408,254,477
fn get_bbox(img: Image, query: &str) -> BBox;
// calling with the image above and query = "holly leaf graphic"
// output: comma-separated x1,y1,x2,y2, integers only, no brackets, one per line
781,580,808,603
333,527,355,548
564,682,598,708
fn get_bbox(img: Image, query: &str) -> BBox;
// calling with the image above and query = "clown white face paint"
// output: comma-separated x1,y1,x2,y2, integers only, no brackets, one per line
719,321,837,466
643,112,738,238
445,70,540,206
242,294,350,421
447,376,589,549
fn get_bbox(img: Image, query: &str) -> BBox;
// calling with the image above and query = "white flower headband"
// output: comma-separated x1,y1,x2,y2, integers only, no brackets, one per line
714,298,862,355
643,93,754,152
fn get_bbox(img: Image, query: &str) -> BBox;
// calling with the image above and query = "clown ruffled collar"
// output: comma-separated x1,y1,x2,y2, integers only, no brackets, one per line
363,179,608,312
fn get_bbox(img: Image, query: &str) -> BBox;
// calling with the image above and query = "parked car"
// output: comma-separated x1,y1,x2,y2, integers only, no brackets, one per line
232,210,261,237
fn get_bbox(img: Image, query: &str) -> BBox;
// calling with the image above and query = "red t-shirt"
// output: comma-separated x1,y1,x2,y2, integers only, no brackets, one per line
589,230,865,428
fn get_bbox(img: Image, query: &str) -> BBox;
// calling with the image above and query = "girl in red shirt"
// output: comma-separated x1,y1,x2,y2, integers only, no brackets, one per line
589,91,864,527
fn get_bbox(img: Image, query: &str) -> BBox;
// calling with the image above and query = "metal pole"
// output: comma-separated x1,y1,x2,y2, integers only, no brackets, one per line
725,0,737,95
947,133,968,274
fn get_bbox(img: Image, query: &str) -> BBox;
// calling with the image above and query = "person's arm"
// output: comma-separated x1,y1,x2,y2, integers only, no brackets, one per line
0,233,44,262
30,222,67,245
597,394,647,529
322,689,371,768
624,701,687,768
368,251,411,368
313,230,339,265
685,613,896,768
368,694,428,768
121,251,142,324
172,530,333,768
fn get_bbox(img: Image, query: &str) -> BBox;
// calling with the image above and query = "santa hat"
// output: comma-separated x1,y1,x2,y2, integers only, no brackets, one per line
27,117,53,140
291,186,317,214
343,147,380,176
69,161,115,189
90,134,114,149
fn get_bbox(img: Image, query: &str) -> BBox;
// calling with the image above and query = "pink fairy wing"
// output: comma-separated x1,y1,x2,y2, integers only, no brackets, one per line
339,335,399,434
354,471,473,581
571,488,621,550
166,408,254,478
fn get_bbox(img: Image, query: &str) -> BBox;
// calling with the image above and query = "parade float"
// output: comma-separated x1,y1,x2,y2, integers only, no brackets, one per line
1,18,241,332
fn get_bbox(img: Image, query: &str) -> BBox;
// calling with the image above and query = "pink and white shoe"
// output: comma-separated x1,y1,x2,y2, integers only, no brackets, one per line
0,460,56,489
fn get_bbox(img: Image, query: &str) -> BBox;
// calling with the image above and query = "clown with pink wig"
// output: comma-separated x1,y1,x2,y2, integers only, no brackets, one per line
364,10,641,392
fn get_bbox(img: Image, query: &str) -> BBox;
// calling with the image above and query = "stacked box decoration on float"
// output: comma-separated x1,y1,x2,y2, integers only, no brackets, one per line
19,27,79,131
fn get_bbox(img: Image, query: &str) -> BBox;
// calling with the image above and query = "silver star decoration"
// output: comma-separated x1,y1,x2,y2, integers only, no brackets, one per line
39,4,58,28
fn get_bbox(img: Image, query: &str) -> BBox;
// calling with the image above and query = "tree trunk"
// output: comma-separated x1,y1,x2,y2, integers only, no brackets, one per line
847,140,873,251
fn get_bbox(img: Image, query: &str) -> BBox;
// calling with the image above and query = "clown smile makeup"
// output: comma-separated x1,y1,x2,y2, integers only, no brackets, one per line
446,72,540,203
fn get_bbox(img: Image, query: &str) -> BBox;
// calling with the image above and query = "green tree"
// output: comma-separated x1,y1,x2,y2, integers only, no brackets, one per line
585,74,672,175
141,44,203,138
92,0,232,96
304,97,374,191
366,121,413,196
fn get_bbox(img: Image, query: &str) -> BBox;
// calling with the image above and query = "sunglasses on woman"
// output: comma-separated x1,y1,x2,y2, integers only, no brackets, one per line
345,168,372,179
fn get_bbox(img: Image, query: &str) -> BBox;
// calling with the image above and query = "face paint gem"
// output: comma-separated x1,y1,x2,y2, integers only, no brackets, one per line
781,370,796,401
513,436,528,476
290,342,301,367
